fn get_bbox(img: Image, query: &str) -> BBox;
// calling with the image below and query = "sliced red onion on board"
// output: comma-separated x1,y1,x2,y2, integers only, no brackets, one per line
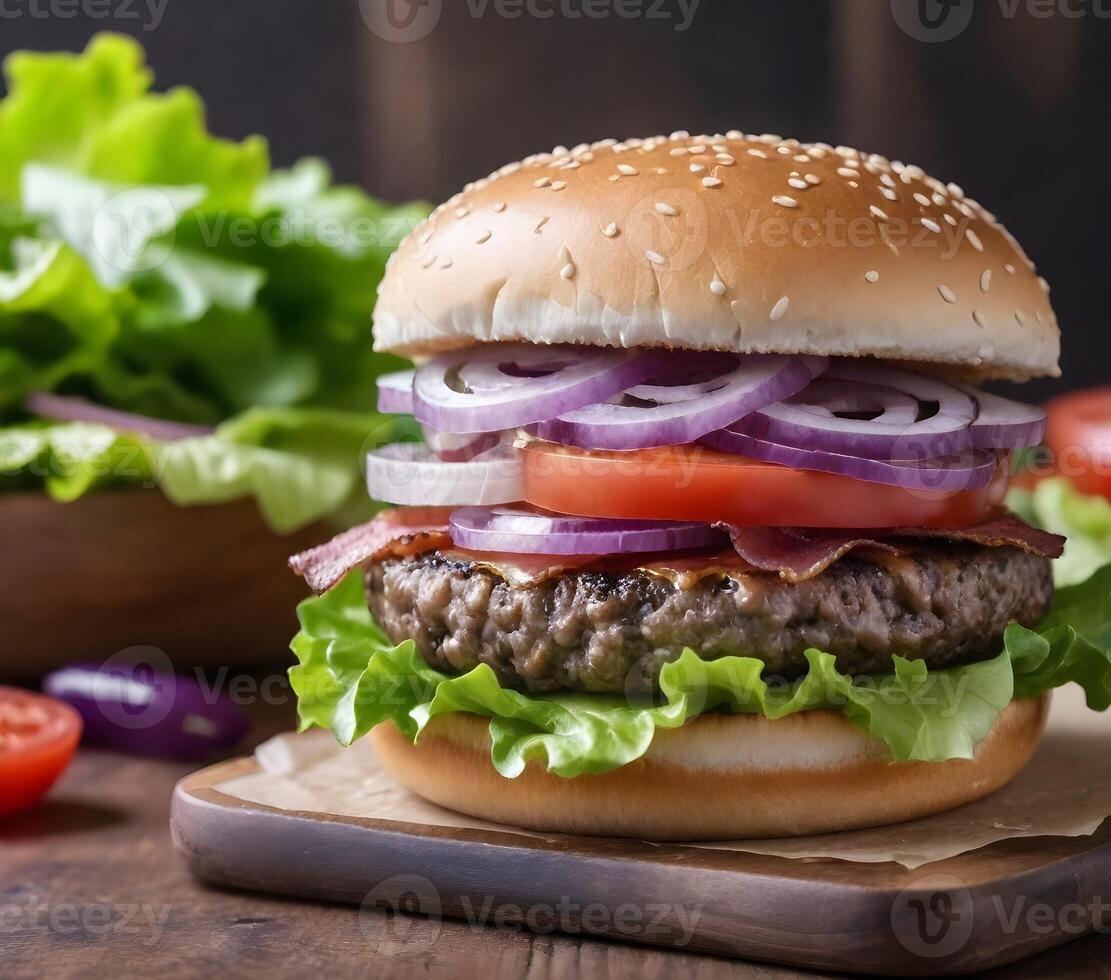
703,428,998,492
25,392,214,442
413,343,668,433
420,424,504,463
961,385,1048,450
449,505,728,555
376,369,416,415
529,354,828,450
43,660,249,761
734,363,976,461
366,443,523,506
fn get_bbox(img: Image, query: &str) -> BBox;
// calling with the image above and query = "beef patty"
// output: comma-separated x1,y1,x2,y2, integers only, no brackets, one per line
366,545,1053,695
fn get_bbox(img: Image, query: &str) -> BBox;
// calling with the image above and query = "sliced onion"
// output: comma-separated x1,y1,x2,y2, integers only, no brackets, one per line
703,427,997,492
529,354,828,450
413,343,668,433
376,369,415,415
734,362,976,461
420,424,504,462
366,443,523,506
448,505,727,555
624,351,742,404
25,392,214,442
961,385,1047,450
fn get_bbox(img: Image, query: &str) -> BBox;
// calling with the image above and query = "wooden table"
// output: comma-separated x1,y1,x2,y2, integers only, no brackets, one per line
4,691,1110,979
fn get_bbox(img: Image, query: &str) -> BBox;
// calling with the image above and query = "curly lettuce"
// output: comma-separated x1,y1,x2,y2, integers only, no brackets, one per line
289,564,1111,778
0,34,427,529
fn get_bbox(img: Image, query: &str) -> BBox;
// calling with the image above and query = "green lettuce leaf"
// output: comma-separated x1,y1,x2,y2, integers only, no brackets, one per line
0,34,429,527
289,565,1111,778
1007,477,1111,587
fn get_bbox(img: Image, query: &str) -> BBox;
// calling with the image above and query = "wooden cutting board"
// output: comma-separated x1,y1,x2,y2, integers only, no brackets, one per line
171,756,1111,976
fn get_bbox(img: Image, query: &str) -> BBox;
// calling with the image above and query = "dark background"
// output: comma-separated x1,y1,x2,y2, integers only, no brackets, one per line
2,0,1107,399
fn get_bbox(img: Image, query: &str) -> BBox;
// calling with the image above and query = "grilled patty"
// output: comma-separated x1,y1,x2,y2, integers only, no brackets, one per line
366,545,1053,695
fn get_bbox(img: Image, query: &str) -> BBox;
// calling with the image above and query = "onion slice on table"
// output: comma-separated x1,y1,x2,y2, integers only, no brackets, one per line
530,353,828,450
703,427,998,492
962,385,1048,450
366,443,523,506
413,343,668,433
376,369,416,415
734,363,976,461
449,505,728,555
24,392,215,442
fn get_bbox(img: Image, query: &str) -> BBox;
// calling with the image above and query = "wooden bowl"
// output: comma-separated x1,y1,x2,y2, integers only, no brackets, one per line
0,489,326,679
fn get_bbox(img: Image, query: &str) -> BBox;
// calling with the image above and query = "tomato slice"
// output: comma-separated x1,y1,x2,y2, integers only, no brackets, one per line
0,687,82,818
1044,387,1111,500
521,441,1008,528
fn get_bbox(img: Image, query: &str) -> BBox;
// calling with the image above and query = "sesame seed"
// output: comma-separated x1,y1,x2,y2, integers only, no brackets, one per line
702,176,723,188
1039,276,1051,293
932,192,948,206
921,217,942,233
475,230,492,244
804,173,821,185
837,167,858,178
880,173,896,188
787,177,808,190
870,205,889,221
947,182,965,199
864,270,880,283
1014,310,1028,325
645,250,665,266
972,308,987,328
493,202,507,213
455,205,471,218
770,296,790,321
560,262,575,280
419,228,434,244
689,163,706,173
617,164,639,176
913,192,931,207
710,278,726,296
550,180,567,191
655,202,679,216
716,154,736,166
726,129,744,139
1005,263,1016,274
773,195,799,208
847,180,859,188
421,255,436,269
937,284,956,304
439,257,453,269
777,146,792,155
793,154,811,163
1036,309,1047,324
608,175,620,182
670,130,690,140
689,144,707,154
747,149,768,159
980,270,991,292
965,228,984,251
602,222,619,238
534,177,551,188
880,188,898,201
943,214,958,226
669,147,688,157
534,216,549,234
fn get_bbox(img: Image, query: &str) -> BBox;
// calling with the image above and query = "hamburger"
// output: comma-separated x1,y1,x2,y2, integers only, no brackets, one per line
288,131,1111,840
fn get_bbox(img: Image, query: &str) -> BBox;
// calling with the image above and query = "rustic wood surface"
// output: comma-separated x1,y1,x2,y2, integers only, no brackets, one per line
4,693,1111,979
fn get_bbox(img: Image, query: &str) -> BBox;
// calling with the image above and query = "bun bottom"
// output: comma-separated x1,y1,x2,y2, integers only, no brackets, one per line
368,695,1049,840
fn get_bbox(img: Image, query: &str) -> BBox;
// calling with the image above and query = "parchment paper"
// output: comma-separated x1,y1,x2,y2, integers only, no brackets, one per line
216,683,1111,870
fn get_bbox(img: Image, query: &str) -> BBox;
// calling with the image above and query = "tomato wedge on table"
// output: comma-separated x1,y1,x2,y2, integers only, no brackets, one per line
521,441,1008,529
0,687,82,818
1044,387,1111,500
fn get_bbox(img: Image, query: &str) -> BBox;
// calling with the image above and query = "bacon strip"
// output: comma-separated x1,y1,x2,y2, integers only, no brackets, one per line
289,507,452,593
719,514,1066,584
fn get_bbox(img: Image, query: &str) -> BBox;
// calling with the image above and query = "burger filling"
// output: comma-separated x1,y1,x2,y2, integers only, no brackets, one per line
288,346,1111,778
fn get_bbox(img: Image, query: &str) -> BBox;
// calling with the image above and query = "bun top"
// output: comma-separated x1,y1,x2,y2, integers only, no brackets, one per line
374,131,1059,381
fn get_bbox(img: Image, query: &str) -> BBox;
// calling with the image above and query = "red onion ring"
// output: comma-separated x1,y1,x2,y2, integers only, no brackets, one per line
420,424,504,462
623,351,743,404
702,427,998,492
961,385,1047,450
365,443,523,506
376,369,415,415
529,354,828,450
735,362,976,461
448,505,727,555
25,392,214,442
413,343,668,433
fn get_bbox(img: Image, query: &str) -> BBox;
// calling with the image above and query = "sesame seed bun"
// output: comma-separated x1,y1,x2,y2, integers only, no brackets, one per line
368,693,1049,840
374,132,1059,382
